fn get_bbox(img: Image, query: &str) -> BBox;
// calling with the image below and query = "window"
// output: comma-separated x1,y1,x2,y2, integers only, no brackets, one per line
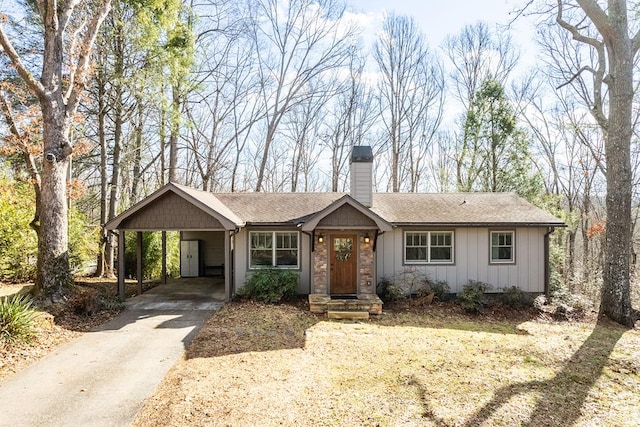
490,231,514,263
405,231,454,264
250,231,299,268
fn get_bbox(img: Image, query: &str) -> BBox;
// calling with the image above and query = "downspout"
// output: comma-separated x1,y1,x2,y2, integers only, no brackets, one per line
544,227,555,297
228,228,239,301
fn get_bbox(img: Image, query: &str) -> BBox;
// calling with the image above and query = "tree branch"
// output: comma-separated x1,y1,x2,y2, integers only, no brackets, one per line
0,25,46,98
556,65,596,89
575,0,612,38
632,29,640,54
555,0,604,50
66,0,112,114
555,0,608,130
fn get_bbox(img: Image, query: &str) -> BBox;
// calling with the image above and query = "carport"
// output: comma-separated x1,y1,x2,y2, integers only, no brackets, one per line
104,183,245,302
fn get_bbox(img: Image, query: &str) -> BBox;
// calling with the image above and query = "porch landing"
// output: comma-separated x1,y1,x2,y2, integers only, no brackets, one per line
309,294,383,319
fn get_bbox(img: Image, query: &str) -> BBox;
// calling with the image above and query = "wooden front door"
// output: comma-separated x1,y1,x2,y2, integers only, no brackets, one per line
330,234,357,294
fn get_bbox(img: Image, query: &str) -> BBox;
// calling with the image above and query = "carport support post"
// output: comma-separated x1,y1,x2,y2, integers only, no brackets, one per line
137,231,143,294
118,230,125,298
161,231,167,284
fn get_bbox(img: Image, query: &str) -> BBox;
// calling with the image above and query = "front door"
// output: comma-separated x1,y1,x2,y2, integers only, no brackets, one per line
330,234,357,295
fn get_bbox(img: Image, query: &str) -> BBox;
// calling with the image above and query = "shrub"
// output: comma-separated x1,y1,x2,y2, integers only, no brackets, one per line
240,268,298,303
0,293,38,344
68,208,100,274
457,280,492,313
125,231,180,279
0,176,38,281
377,276,403,302
500,286,533,309
393,269,430,296
426,280,451,301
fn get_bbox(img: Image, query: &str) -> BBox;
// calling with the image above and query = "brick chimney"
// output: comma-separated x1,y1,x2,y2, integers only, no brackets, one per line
350,146,373,207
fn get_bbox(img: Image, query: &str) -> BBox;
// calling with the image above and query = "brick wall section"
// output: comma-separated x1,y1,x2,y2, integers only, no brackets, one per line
313,236,328,294
312,230,376,295
359,236,375,294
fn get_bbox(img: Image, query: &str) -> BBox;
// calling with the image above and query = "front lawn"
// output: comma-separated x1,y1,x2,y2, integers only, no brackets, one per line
133,301,640,426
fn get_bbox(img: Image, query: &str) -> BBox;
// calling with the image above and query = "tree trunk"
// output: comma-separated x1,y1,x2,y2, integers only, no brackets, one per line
131,95,144,203
96,60,108,277
36,106,74,298
600,24,635,326
168,84,181,183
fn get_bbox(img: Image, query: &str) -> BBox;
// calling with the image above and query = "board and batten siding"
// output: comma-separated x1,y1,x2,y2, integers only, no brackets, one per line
182,231,225,268
233,228,312,295
376,227,546,293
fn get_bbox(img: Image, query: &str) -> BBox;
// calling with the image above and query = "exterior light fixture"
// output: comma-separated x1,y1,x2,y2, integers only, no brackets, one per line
364,234,370,244
318,235,324,243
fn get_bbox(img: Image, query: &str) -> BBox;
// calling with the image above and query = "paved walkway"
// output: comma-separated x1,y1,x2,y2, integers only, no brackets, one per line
0,279,224,427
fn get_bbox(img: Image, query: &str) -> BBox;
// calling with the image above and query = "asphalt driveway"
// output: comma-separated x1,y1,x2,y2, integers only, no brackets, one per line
0,279,224,427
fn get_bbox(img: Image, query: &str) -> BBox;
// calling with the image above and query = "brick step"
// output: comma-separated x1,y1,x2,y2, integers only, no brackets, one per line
308,294,383,315
327,310,369,320
326,301,374,311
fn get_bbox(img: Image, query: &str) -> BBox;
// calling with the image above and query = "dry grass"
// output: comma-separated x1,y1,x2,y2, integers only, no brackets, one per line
134,301,640,427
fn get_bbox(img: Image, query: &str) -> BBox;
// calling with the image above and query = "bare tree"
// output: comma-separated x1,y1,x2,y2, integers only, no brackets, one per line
323,54,377,192
0,0,111,299
547,0,640,326
248,0,357,192
373,13,445,192
444,21,519,109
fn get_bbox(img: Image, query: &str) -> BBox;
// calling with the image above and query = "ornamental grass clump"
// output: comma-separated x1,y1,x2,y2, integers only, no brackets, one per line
0,293,38,344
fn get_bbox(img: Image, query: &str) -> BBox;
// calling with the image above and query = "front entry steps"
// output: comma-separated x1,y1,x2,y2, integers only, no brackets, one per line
309,294,383,319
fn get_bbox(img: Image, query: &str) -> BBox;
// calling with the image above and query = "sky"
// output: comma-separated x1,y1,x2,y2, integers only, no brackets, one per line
346,0,539,65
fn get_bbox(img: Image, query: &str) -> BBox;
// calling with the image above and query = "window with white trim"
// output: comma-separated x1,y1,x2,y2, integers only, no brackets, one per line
250,231,299,268
490,231,514,263
405,231,454,264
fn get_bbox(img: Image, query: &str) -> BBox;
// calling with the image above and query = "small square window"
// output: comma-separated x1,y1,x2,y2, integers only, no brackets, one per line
490,231,514,263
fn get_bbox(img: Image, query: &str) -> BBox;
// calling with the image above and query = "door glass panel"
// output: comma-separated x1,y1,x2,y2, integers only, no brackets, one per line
334,237,353,262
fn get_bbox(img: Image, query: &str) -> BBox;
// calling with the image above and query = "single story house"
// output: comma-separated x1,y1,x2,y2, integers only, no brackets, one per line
105,146,564,315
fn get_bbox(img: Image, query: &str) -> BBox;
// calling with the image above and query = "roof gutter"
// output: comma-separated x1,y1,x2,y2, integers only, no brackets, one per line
392,222,567,228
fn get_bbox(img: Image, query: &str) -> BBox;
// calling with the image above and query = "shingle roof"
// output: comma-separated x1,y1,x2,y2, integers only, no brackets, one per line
110,183,563,229
370,193,564,226
214,193,347,224
208,191,563,227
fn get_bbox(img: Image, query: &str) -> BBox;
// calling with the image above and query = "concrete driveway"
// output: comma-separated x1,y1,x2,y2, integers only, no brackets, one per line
0,279,224,427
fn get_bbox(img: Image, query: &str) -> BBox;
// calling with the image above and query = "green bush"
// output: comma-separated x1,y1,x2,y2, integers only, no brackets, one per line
0,293,38,343
240,268,298,303
125,231,180,279
68,208,100,274
457,280,492,313
0,172,99,280
501,286,533,309
427,280,451,301
377,275,403,302
0,177,38,281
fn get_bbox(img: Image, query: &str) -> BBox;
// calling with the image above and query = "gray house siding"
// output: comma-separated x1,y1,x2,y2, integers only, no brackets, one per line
376,227,546,293
233,228,312,295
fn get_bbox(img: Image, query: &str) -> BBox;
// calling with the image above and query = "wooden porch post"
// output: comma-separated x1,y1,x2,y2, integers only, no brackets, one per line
224,230,231,302
118,230,125,298
137,231,143,294
161,231,167,284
